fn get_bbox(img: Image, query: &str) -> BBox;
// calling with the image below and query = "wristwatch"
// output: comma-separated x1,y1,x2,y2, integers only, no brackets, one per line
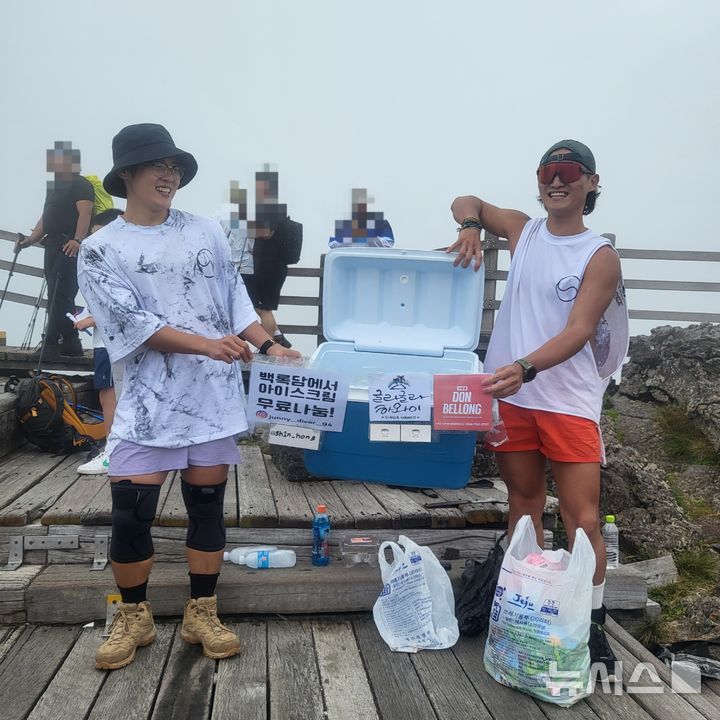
259,339,276,355
514,358,537,383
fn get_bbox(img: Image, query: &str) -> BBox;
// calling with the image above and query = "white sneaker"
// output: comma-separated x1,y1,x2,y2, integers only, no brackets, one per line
77,452,109,475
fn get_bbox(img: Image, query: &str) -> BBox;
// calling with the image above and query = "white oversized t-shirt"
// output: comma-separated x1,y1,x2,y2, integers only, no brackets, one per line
77,209,259,448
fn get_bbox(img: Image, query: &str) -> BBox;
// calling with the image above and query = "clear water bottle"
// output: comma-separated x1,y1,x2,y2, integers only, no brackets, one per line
223,546,278,565
603,514,620,569
312,504,331,566
244,549,297,569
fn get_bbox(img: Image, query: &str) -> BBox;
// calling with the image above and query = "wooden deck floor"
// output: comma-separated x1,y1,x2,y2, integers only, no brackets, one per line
0,443,542,531
0,444,650,626
0,445,712,719
1,615,719,720
0,442,560,625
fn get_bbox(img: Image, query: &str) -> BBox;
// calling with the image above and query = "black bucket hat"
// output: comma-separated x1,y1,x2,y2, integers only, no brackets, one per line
539,139,596,173
103,123,198,198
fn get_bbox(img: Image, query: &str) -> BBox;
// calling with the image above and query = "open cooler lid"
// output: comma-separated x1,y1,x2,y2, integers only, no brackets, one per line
322,248,484,356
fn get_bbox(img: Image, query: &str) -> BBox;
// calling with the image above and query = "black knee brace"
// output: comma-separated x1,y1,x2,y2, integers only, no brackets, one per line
181,480,226,552
110,480,161,563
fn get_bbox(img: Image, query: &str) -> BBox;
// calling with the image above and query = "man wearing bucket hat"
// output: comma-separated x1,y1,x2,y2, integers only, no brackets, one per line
78,123,300,670
448,140,628,679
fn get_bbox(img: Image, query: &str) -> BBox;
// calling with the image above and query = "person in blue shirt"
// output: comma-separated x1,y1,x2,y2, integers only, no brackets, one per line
328,188,394,248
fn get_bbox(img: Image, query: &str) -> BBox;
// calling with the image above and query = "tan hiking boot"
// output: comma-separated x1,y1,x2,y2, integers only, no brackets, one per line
95,601,157,670
181,595,240,659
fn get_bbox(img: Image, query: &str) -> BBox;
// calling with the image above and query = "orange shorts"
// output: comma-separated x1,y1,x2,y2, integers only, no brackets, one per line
487,401,601,463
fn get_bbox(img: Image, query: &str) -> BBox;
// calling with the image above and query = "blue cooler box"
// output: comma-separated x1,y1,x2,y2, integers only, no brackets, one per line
304,248,484,489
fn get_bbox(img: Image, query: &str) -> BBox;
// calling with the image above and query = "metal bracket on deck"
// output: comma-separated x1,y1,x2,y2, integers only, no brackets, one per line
92,535,108,571
2,534,80,571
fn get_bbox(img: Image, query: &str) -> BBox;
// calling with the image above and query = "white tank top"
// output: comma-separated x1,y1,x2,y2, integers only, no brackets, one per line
484,219,628,424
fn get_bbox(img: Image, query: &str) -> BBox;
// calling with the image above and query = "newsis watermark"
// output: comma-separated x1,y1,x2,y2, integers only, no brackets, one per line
546,660,703,697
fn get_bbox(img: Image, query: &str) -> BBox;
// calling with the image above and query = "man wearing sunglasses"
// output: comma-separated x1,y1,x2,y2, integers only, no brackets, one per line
78,124,301,671
449,140,628,680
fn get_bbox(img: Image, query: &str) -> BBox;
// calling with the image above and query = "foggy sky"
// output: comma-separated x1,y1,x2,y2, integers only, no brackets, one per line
1,0,718,353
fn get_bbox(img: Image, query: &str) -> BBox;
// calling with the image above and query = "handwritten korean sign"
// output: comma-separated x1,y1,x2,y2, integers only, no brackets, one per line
248,363,349,432
432,374,493,430
368,372,432,423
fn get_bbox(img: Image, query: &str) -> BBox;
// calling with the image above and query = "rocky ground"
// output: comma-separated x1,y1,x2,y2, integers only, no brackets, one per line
473,324,720,641
600,324,720,641
606,394,720,549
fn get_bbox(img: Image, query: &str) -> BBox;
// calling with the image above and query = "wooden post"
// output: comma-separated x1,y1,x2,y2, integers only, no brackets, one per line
477,231,499,361
317,253,326,346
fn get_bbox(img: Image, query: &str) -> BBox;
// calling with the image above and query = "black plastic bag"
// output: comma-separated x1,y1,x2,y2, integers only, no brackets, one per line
455,532,507,636
653,639,720,679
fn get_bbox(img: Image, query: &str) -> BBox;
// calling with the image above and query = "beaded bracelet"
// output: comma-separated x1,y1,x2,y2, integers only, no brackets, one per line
461,216,481,226
457,222,482,232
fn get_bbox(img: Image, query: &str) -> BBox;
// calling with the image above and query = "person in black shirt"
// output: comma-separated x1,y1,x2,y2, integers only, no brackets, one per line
17,141,94,359
240,168,295,348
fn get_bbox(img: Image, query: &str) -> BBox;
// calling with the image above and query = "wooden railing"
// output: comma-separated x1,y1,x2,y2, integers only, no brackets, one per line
2,229,719,356
0,229,326,347
477,231,720,356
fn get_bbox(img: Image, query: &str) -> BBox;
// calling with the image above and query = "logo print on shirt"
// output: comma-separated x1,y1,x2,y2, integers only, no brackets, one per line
196,249,215,278
136,252,160,274
613,285,627,307
555,275,580,302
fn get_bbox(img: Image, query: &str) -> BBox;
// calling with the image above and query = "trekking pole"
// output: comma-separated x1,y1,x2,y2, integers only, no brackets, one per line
0,233,23,313
22,277,47,350
35,271,61,375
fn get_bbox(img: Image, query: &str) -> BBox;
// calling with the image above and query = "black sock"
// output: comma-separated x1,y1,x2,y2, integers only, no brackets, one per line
118,581,148,605
189,572,220,599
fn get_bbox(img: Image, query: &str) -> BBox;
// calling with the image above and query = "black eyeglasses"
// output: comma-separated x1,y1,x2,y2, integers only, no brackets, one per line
143,161,185,179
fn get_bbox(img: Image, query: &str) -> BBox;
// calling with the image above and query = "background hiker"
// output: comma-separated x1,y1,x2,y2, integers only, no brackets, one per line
214,181,253,275
17,141,94,360
73,208,125,475
328,187,394,248
241,166,297,348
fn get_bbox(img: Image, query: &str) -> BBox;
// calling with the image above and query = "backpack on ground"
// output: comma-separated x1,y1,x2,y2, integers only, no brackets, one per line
7,374,105,454
83,174,115,217
279,218,303,265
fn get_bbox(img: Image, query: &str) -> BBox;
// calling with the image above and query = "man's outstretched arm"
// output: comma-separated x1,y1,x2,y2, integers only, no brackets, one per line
447,195,529,270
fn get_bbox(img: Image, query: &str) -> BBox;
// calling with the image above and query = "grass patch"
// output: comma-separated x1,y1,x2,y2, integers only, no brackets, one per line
675,547,719,585
656,405,720,465
667,473,719,520
682,497,717,521
648,546,719,636
634,614,669,647
602,407,625,442
667,472,684,507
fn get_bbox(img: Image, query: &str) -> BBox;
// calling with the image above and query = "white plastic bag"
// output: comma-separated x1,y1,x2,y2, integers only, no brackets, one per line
372,534,459,653
484,515,594,706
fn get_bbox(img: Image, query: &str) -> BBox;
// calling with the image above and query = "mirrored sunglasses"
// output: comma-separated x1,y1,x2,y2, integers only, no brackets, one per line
537,161,592,185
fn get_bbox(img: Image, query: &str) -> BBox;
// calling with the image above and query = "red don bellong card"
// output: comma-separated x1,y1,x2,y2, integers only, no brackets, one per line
432,374,493,431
